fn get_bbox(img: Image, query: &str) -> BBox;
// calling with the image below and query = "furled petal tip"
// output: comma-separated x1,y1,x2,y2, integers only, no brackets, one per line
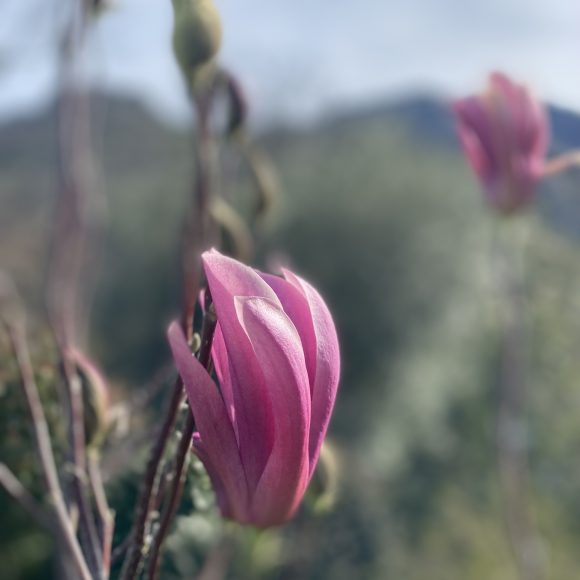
168,250,340,527
452,71,549,215
167,321,250,522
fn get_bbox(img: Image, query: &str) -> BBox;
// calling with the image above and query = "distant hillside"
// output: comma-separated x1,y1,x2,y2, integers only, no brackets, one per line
3,91,580,165
0,94,580,160
2,90,580,377
314,94,580,152
0,93,191,174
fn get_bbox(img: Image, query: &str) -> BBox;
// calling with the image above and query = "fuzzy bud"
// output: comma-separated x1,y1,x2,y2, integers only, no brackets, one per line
172,0,222,89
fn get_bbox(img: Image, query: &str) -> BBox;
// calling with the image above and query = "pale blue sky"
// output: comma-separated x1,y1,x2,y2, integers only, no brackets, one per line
0,0,579,126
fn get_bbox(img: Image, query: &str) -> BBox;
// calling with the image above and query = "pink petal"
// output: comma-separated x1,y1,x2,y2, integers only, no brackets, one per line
518,90,549,162
167,322,250,521
488,71,548,169
235,296,311,526
488,73,527,162
260,273,317,386
452,98,496,185
453,72,550,215
202,250,280,492
192,434,233,519
210,323,238,444
281,270,340,478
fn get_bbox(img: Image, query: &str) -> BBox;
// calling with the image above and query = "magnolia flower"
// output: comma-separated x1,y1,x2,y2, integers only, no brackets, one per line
168,250,340,527
453,72,549,215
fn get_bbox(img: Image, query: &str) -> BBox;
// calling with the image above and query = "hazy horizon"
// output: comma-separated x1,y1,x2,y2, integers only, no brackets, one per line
1,0,579,126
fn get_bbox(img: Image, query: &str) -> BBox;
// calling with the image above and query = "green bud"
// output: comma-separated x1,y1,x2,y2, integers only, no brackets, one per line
172,0,222,88
210,197,254,262
306,441,340,513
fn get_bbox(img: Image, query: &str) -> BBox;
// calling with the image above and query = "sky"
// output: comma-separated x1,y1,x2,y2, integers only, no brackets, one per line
0,0,579,126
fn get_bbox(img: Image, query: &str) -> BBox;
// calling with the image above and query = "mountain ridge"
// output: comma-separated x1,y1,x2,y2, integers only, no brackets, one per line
2,91,580,156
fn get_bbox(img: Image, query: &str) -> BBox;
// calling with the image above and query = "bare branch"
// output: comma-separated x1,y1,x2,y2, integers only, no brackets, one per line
89,454,115,578
119,376,186,580
4,321,92,580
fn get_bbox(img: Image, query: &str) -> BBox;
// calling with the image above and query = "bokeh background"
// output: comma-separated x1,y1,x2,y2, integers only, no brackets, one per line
2,1,580,578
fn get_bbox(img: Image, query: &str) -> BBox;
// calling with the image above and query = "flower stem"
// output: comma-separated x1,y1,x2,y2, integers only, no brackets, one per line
119,375,185,580
493,224,545,580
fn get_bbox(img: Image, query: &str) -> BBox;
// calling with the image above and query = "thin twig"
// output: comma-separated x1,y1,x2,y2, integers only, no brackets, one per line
181,92,216,340
0,463,53,531
119,375,186,580
89,453,115,578
5,322,92,580
146,414,196,578
62,357,104,578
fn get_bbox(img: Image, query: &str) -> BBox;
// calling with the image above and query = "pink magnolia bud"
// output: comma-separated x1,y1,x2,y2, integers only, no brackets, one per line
453,72,549,215
168,250,340,527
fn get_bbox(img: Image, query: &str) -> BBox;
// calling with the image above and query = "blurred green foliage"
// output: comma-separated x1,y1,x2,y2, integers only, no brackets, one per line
2,97,580,579
0,332,64,579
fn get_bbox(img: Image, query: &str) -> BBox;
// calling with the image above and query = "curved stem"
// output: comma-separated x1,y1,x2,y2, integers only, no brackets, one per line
181,93,215,340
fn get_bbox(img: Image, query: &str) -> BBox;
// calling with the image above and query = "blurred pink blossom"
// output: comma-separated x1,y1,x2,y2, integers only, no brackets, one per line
453,72,549,215
168,249,340,527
